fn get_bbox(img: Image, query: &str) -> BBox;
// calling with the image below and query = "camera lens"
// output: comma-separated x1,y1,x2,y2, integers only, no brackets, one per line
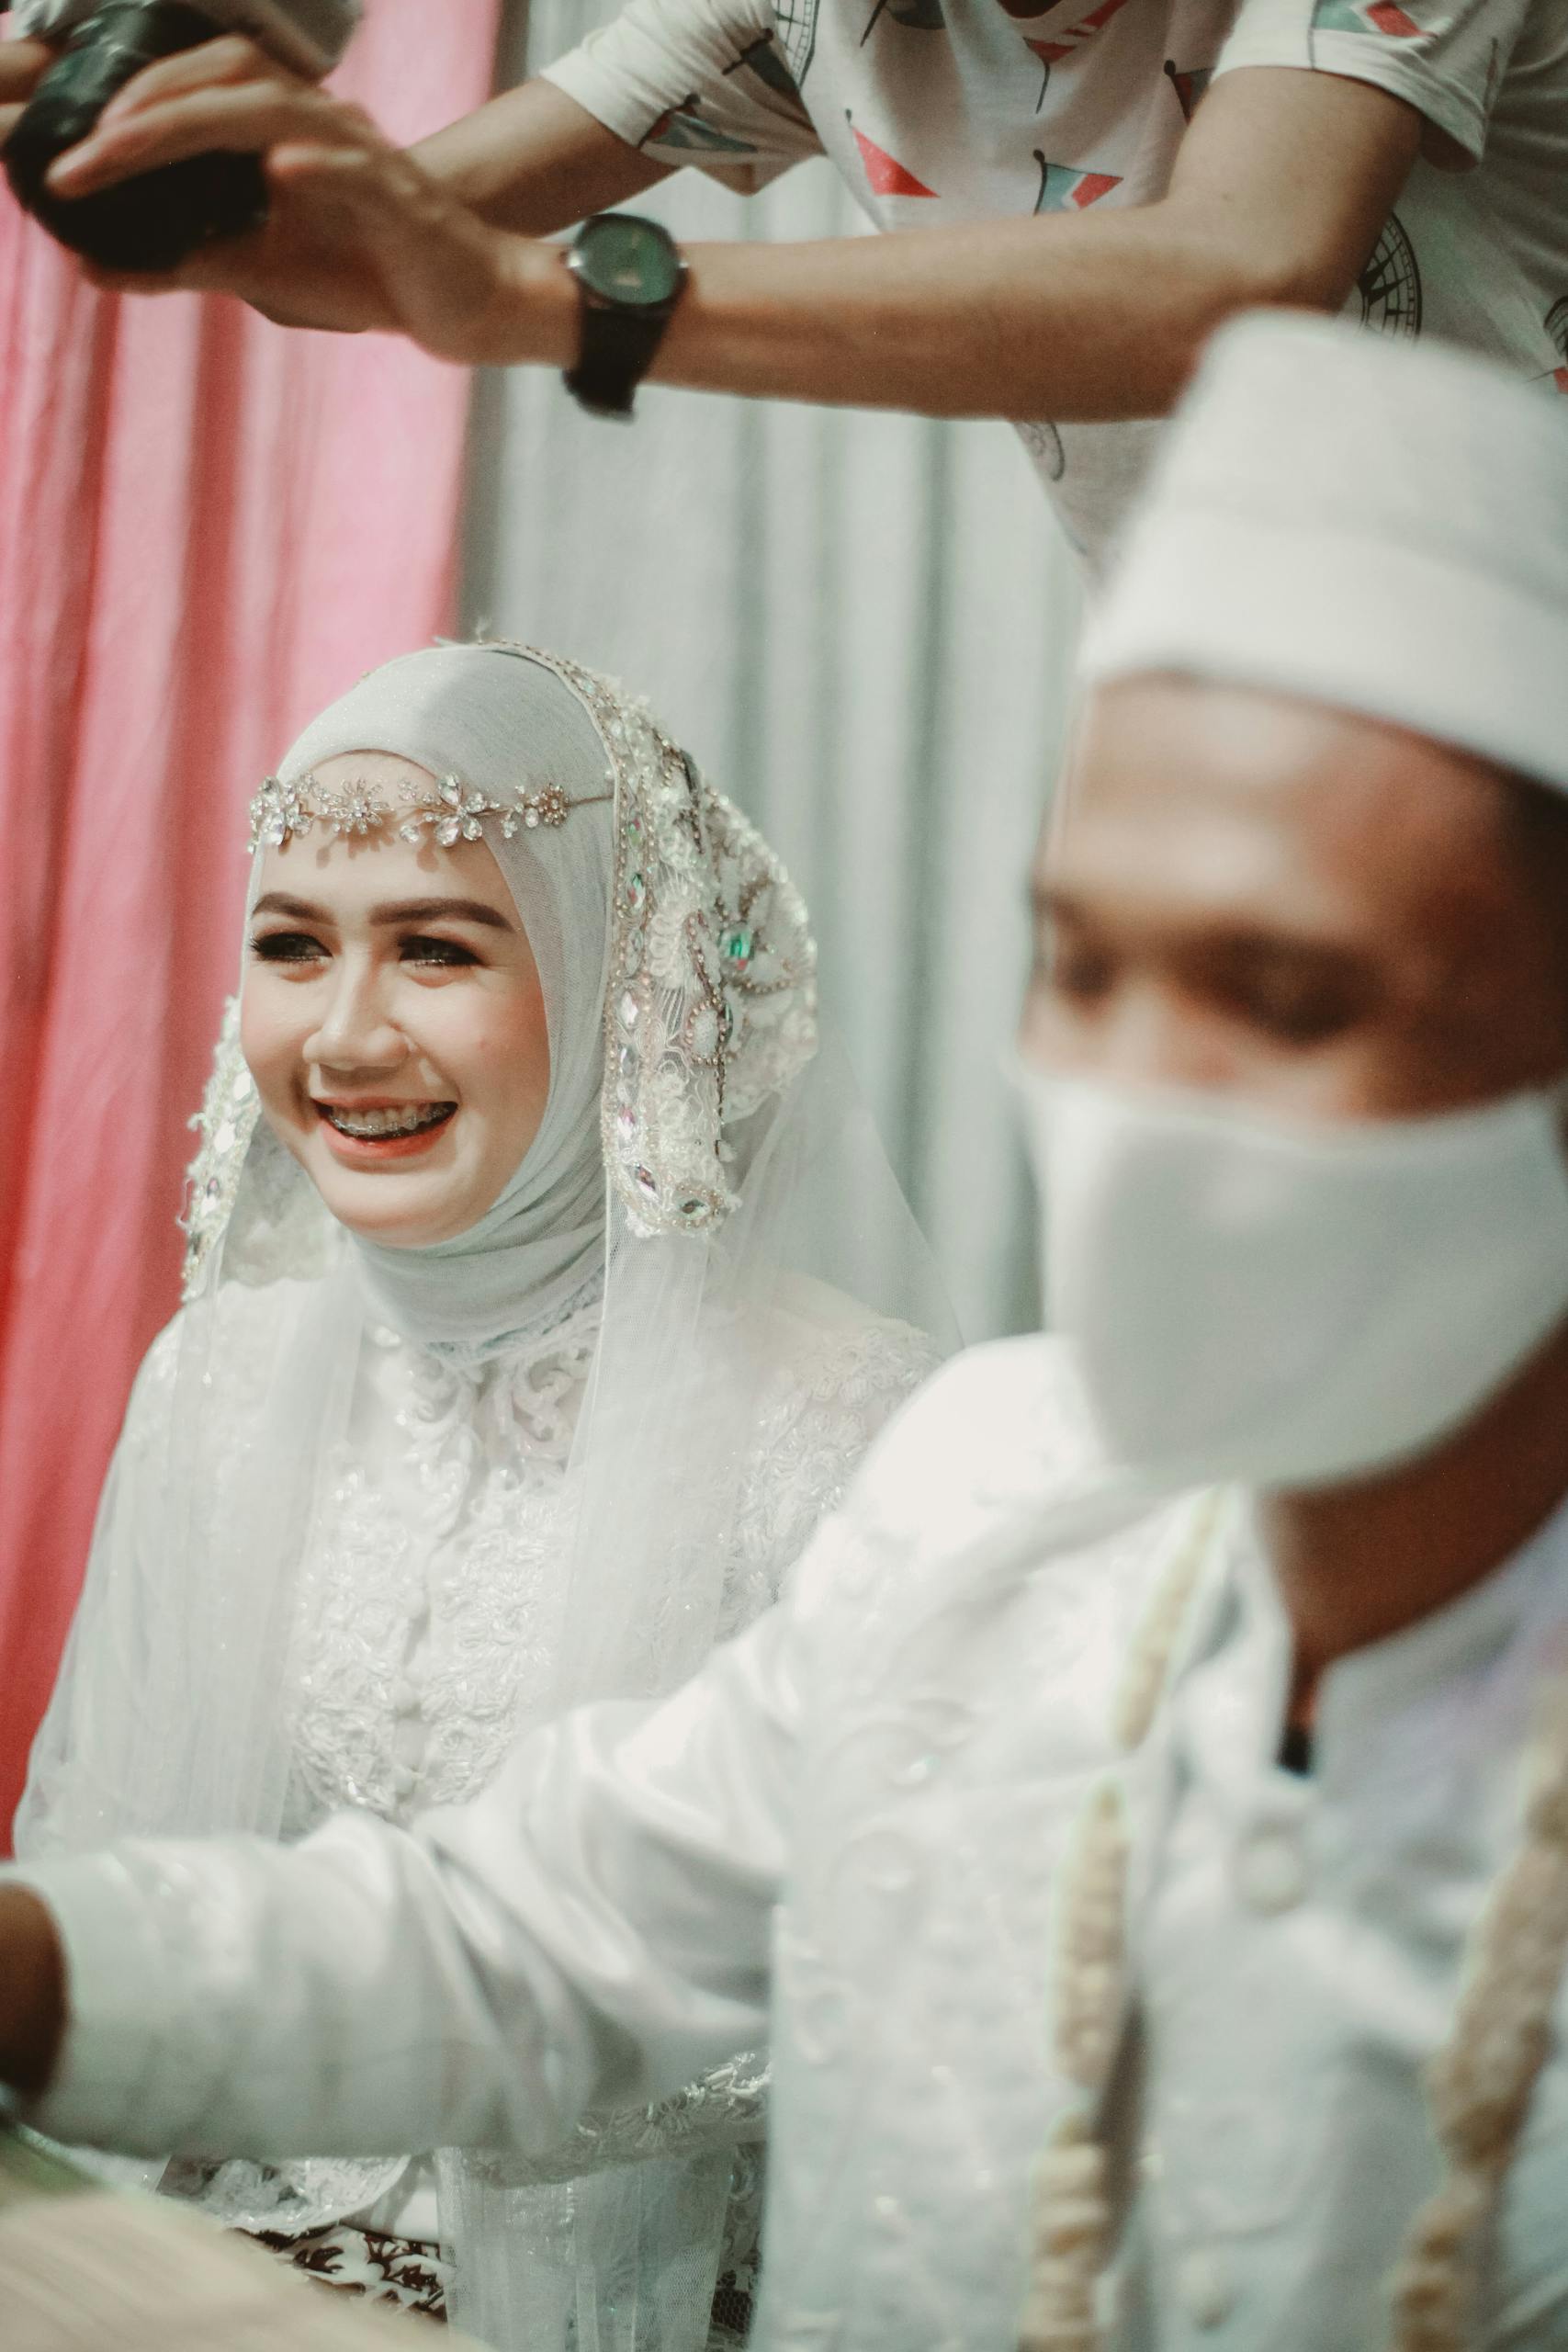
5,2,269,273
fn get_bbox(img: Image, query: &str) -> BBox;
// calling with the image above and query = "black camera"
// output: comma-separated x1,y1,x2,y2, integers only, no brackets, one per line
4,0,356,274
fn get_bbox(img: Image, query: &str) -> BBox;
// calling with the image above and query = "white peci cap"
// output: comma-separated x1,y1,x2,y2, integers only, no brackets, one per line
1081,312,1568,792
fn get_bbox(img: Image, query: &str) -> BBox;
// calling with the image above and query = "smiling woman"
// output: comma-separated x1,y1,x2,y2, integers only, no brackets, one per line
245,766,553,1246
14,640,950,2349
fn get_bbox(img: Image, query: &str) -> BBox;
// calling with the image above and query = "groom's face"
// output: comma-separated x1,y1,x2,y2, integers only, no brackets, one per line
1021,673,1568,1122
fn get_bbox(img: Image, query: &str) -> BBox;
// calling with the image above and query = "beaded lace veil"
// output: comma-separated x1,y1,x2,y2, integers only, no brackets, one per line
17,643,953,2349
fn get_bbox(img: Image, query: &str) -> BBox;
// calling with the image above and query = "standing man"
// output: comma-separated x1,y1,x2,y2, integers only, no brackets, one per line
6,313,1568,2345
3,0,1564,566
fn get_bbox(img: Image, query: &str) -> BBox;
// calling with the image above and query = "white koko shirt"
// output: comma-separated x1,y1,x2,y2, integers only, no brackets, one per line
545,0,1568,571
18,1338,1568,2348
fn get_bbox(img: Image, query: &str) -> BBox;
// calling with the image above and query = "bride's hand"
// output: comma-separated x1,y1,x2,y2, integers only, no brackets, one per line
39,34,560,361
0,1883,64,2100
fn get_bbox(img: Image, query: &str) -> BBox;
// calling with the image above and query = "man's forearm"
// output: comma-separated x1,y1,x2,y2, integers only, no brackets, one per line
413,79,670,239
494,198,1343,422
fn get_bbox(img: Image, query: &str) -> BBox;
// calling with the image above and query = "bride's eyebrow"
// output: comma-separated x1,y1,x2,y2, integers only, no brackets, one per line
370,896,514,931
250,890,513,932
252,891,328,922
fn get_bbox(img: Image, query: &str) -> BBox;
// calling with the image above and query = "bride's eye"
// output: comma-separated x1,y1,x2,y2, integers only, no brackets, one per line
402,935,479,969
250,930,327,965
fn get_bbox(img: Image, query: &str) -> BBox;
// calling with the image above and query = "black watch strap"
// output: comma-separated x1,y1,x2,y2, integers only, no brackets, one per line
564,300,673,421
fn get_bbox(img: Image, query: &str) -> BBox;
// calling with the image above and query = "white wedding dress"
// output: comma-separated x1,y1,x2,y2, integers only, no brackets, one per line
22,1248,936,2340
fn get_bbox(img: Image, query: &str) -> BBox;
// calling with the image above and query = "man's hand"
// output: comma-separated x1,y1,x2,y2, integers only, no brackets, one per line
35,34,571,359
0,36,55,149
0,1883,66,2101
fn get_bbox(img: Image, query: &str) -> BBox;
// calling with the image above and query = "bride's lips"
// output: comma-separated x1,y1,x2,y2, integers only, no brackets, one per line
311,1099,458,1164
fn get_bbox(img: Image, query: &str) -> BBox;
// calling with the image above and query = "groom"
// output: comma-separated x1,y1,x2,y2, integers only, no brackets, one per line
6,312,1568,2346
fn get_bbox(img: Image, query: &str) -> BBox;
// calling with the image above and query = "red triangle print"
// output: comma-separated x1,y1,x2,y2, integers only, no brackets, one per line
1071,171,1121,207
1025,0,1132,67
1366,2,1420,29
1554,366,1568,395
852,124,937,197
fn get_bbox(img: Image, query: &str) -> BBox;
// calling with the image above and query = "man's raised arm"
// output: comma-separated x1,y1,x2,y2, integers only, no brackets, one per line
35,40,1419,419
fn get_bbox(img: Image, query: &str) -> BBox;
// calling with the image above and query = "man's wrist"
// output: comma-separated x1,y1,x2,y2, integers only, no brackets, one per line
0,1883,66,2101
477,232,579,369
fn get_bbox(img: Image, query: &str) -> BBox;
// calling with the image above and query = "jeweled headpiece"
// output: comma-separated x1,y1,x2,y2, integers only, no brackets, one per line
247,766,610,851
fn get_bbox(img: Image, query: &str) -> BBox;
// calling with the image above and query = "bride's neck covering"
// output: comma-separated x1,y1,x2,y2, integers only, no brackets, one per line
265,645,617,1361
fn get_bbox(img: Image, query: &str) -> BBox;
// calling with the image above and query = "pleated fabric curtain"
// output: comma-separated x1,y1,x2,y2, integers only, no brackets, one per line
464,0,1084,1348
0,3,502,1844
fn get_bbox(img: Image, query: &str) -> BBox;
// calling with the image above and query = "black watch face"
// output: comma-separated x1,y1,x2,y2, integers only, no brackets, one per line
576,213,682,310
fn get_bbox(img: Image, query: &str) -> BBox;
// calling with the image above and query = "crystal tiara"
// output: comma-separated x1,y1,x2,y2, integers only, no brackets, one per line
248,768,614,854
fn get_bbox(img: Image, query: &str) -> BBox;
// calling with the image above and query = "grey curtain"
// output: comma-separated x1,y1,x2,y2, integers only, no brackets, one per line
460,0,1084,1337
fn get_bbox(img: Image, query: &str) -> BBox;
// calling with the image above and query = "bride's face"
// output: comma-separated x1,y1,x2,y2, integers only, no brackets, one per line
242,752,551,1249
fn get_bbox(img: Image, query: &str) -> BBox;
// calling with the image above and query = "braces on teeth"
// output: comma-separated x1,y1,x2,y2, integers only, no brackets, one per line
322,1103,455,1137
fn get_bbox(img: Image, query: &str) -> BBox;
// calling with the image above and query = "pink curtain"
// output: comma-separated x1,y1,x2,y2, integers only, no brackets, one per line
0,5,501,1843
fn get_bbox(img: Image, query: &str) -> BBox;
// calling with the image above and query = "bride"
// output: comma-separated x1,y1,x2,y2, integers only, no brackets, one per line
15,640,947,2347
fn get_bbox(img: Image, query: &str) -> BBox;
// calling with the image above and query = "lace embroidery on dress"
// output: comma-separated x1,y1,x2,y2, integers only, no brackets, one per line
719,1314,943,1641
286,1300,604,1830
168,1300,934,2246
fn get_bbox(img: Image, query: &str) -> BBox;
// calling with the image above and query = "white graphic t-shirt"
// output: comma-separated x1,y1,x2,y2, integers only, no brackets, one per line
545,0,1568,570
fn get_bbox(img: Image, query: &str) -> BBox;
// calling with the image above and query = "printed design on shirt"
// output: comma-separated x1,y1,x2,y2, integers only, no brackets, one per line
862,0,944,44
1164,61,1214,122
724,33,813,121
851,115,939,196
1021,0,1133,109
1021,0,1133,62
1017,420,1066,481
773,0,822,91
1033,153,1122,211
1312,0,1424,33
641,95,761,156
1358,213,1423,336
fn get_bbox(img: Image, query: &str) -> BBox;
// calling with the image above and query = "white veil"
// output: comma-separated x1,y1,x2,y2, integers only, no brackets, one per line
17,642,954,2349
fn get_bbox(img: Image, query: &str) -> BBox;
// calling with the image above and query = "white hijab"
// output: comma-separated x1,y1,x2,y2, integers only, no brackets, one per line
269,643,616,1359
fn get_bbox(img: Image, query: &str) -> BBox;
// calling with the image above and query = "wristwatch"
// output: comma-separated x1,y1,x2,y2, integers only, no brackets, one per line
564,213,689,421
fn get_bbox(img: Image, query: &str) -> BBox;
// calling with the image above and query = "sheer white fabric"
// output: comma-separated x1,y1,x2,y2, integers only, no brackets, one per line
16,644,951,2351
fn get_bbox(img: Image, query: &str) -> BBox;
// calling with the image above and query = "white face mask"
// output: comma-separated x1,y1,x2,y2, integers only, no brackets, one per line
1016,1064,1568,1492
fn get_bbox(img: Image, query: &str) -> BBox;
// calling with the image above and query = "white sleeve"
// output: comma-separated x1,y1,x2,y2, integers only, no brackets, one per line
12,1323,183,1863
541,0,823,195
10,1587,806,2165
1214,0,1534,166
